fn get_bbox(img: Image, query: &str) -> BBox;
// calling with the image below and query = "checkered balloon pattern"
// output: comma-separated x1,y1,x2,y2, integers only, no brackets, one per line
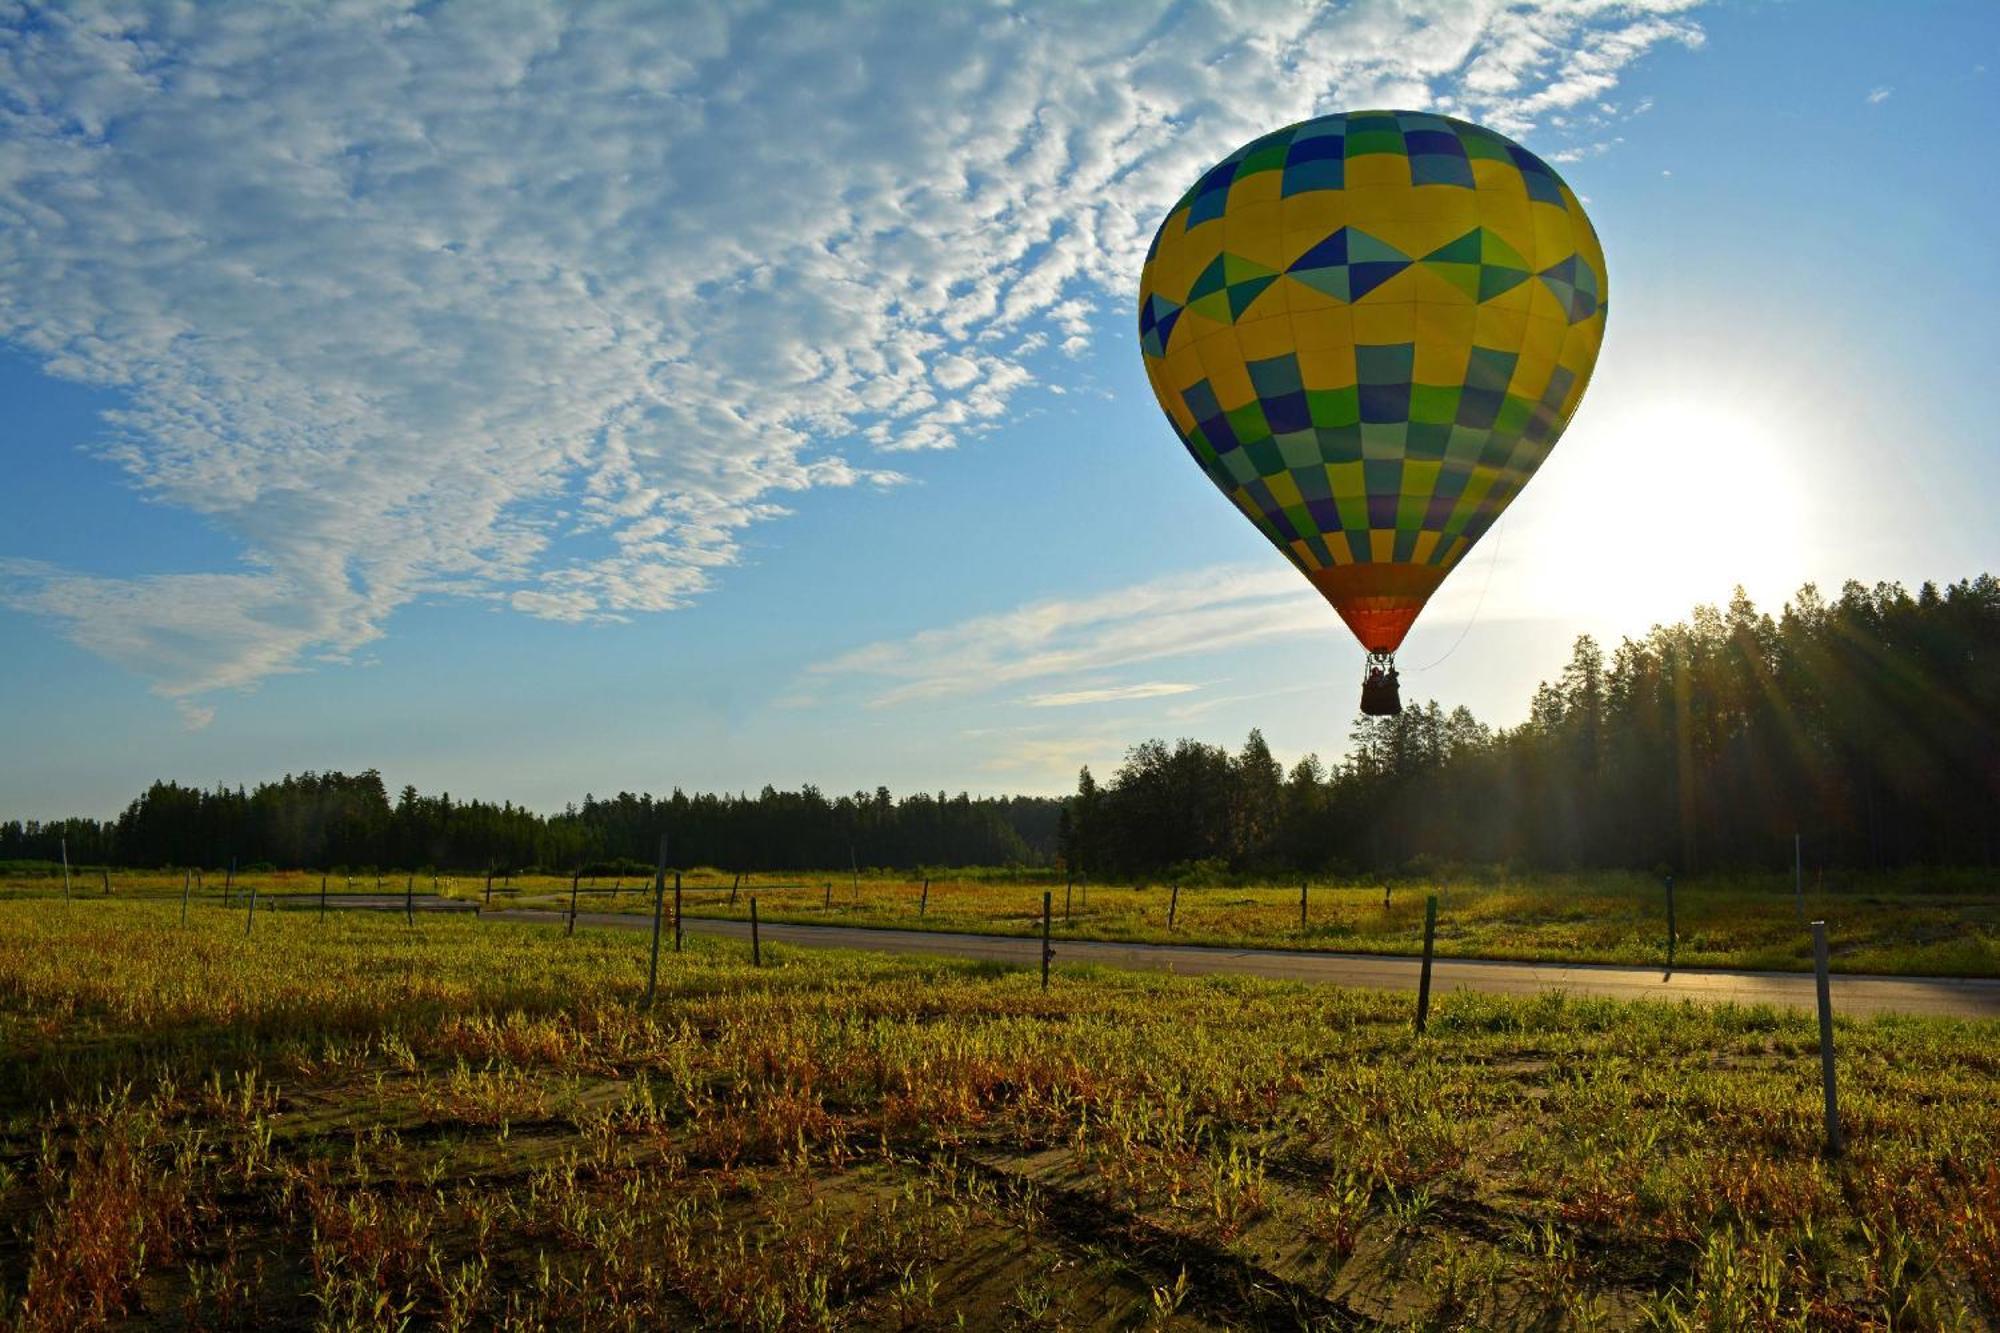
1138,111,1607,653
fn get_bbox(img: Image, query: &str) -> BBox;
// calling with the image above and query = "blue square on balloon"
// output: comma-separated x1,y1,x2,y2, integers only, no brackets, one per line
1411,154,1474,188
1180,379,1222,423
1507,147,1565,204
1356,342,1415,384
1402,130,1463,158
1307,498,1342,530
1359,382,1410,423
1263,391,1311,434
1247,354,1304,398
1287,135,1344,163
1187,184,1232,227
1455,387,1502,429
1367,494,1399,528
1201,414,1238,453
1282,158,1343,197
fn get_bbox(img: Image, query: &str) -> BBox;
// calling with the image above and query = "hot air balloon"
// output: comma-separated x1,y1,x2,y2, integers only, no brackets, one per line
1137,111,1606,715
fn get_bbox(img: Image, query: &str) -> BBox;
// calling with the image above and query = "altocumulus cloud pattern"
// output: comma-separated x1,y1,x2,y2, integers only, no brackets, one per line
0,1,1702,724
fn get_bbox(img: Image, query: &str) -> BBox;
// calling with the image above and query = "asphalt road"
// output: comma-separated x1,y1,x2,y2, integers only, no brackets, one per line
475,907,2000,1021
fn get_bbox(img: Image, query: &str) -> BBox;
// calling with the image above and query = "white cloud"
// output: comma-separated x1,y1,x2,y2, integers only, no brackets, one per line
813,566,1326,707
0,1,1703,716
1024,681,1201,708
1866,86,1893,105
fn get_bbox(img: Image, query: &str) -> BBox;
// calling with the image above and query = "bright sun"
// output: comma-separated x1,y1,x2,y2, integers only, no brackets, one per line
1513,398,1812,632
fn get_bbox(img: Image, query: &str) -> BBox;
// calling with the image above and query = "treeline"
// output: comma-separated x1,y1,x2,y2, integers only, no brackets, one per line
0,775,1062,872
1064,577,2000,877
9,576,1994,879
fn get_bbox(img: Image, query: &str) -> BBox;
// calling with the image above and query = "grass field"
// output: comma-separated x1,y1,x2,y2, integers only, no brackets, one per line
12,866,2000,978
0,898,1995,1328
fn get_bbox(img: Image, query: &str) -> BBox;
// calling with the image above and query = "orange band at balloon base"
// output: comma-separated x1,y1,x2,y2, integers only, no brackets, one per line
1308,563,1448,654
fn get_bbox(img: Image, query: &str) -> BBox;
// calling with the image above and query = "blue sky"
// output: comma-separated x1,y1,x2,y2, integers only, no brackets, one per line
3,1,1996,819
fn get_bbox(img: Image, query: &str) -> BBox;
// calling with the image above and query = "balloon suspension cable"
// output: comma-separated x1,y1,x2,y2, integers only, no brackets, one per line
1405,519,1506,674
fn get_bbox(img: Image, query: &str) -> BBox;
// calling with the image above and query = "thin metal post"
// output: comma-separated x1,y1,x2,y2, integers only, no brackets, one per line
645,834,668,1010
245,881,258,936
1812,921,1842,1157
673,871,683,953
750,897,761,967
1041,891,1053,991
1415,894,1438,1034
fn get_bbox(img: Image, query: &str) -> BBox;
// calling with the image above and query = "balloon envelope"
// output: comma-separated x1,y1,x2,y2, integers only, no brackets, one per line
1138,111,1606,653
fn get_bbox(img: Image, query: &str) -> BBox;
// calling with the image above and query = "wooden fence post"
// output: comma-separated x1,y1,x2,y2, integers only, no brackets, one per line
1383,882,1391,912
673,871,683,953
568,866,581,936
645,834,668,1010
1168,883,1179,931
405,873,415,928
181,869,192,925
1415,894,1438,1034
59,838,71,900
1064,875,1073,923
1813,921,1843,1156
750,897,762,967
729,871,741,907
320,872,328,922
101,868,110,896
1041,891,1053,991
485,867,494,907
823,880,832,910
245,881,258,936
850,846,859,901
1300,881,1308,932
920,877,931,918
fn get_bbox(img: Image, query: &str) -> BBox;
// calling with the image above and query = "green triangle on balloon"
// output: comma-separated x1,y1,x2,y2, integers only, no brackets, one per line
1187,254,1228,303
1480,230,1530,270
1477,265,1530,301
1423,260,1480,301
1222,253,1277,284
1186,290,1233,323
1228,274,1278,319
1422,230,1482,266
